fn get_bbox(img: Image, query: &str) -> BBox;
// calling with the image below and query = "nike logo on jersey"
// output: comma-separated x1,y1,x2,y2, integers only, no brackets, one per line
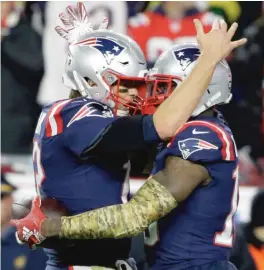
192,128,209,135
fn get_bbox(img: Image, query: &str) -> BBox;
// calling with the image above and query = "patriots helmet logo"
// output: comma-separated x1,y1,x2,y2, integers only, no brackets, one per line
178,138,218,159
173,48,200,72
74,37,125,65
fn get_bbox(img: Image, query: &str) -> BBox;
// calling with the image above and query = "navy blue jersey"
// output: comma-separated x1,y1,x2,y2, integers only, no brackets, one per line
145,112,239,270
33,97,131,267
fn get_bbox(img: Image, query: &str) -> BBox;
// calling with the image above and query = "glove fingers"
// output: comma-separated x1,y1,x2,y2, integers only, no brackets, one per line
77,2,89,23
29,234,40,244
66,5,80,23
59,12,74,27
68,3,93,29
28,237,37,250
55,26,70,41
57,2,95,43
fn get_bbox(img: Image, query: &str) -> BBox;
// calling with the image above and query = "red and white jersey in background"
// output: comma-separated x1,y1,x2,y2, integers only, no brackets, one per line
128,11,221,66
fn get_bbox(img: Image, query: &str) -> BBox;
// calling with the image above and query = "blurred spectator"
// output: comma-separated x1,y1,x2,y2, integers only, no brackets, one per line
234,1,263,39
207,1,241,24
1,173,47,270
128,1,220,67
220,15,264,186
1,1,24,38
242,189,264,270
126,1,148,18
1,174,16,233
1,1,44,155
230,225,256,270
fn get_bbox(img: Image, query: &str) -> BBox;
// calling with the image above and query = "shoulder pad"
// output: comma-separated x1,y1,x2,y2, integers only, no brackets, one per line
64,98,114,127
45,98,113,137
168,120,237,162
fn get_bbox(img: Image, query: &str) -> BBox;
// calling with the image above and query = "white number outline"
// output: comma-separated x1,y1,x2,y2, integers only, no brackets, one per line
214,165,239,247
121,161,130,203
32,139,45,193
144,221,159,246
33,111,48,194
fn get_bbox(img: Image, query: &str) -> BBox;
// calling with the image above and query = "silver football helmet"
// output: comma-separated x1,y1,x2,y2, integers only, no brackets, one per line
63,30,148,111
146,43,232,116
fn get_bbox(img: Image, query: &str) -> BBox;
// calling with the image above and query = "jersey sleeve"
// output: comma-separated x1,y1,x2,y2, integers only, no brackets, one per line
165,121,236,163
63,102,117,157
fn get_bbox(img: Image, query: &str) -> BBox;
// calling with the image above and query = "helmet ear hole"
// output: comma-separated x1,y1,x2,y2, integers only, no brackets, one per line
84,77,97,87
69,90,81,99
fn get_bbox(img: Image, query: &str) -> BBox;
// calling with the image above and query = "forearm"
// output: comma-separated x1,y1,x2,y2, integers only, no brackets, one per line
41,178,177,239
153,54,217,139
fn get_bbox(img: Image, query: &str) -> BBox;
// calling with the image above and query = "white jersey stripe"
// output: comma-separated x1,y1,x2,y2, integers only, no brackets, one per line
48,100,71,136
183,120,232,161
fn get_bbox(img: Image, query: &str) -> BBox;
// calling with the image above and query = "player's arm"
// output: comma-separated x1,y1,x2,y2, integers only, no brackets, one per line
151,19,246,139
67,20,247,156
40,156,209,239
88,40,218,152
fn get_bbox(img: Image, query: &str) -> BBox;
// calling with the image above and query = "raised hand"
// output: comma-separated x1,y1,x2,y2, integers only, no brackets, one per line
55,2,109,44
194,18,247,64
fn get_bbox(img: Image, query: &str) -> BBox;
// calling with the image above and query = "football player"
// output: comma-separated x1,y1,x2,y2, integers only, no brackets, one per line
143,44,239,270
11,5,246,270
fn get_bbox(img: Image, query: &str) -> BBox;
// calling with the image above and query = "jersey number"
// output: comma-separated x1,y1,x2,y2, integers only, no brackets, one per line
33,112,47,192
121,161,130,203
144,221,159,246
214,165,239,247
33,140,45,190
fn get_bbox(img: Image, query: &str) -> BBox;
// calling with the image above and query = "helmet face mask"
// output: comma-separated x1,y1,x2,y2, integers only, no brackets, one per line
145,74,181,108
144,43,233,116
104,72,147,115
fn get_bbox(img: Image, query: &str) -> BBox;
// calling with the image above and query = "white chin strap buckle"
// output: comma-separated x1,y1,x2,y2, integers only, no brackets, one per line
116,109,129,117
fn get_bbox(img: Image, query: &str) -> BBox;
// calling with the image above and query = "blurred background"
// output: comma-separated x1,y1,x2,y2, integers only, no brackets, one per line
1,1,264,269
